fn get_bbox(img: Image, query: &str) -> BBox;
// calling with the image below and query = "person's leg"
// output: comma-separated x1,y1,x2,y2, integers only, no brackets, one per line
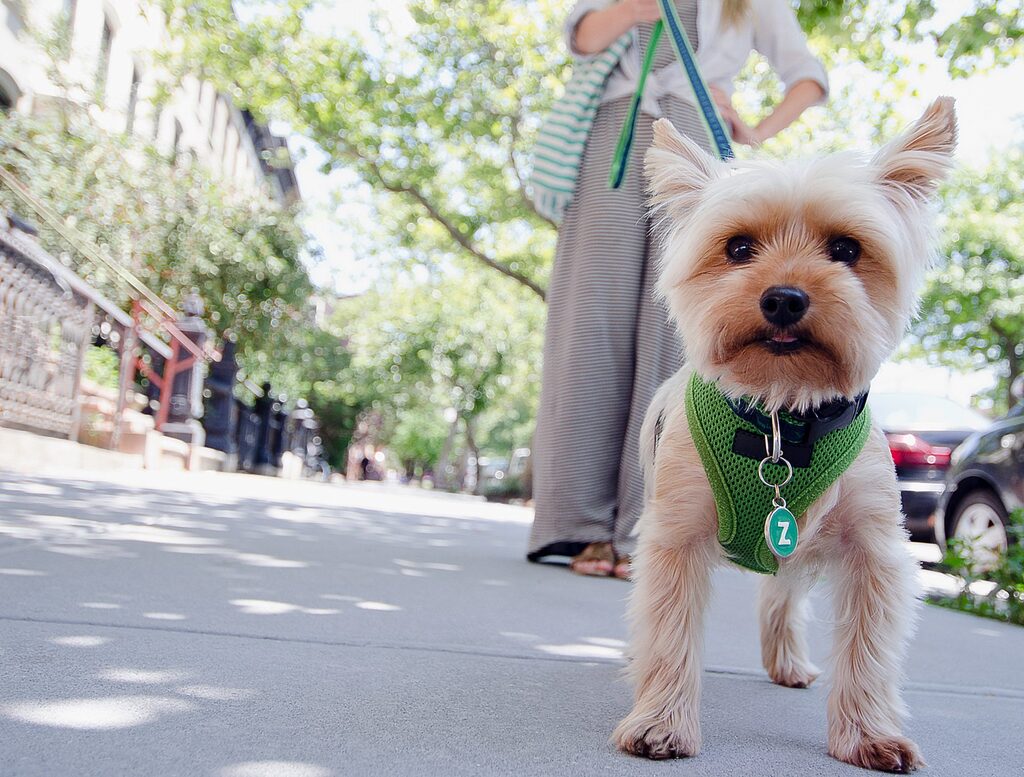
528,98,650,563
611,102,710,564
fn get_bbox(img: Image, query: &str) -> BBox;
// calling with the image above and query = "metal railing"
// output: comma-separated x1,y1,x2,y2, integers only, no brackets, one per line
0,166,215,441
0,221,92,437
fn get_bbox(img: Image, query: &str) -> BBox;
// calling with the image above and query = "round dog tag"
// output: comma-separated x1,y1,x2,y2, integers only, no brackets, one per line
765,506,798,558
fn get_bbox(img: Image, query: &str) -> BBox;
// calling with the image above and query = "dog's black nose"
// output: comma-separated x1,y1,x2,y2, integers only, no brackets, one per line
760,286,809,327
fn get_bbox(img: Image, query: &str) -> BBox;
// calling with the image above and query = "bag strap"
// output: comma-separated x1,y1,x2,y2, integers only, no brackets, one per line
608,0,734,190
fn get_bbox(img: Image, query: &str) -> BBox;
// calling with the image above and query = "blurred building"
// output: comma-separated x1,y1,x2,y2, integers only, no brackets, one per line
0,0,298,204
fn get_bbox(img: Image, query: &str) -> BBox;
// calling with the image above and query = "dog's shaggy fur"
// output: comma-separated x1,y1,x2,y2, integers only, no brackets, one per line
613,98,957,773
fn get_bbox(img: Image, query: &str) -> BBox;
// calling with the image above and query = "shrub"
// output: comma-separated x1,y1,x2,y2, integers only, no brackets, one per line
931,509,1024,625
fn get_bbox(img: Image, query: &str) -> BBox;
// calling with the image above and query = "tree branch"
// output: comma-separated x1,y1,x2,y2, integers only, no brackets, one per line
508,112,557,229
356,152,547,301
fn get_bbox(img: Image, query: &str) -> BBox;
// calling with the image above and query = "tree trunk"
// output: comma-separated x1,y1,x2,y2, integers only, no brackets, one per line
434,415,460,491
1008,340,1021,410
464,417,481,496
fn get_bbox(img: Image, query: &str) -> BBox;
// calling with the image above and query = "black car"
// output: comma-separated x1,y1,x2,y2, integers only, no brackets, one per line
870,393,990,541
935,401,1024,564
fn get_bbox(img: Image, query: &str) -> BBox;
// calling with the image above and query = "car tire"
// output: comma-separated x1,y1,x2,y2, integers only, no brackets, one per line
949,489,1009,570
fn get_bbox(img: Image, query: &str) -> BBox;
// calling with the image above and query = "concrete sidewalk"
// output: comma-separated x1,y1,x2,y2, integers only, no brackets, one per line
0,469,1020,777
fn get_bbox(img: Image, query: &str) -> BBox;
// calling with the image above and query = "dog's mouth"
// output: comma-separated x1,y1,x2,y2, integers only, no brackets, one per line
760,330,809,355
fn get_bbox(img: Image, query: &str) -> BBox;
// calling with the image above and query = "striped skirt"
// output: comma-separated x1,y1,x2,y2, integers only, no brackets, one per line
528,94,711,560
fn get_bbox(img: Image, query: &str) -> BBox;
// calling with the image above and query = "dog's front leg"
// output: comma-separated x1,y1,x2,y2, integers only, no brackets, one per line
827,534,924,773
613,529,716,759
759,569,820,688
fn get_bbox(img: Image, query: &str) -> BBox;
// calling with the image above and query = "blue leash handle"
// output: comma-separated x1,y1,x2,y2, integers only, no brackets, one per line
609,0,734,189
659,0,734,160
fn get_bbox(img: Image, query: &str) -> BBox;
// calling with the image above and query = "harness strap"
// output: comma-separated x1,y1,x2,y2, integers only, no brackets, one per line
685,373,872,574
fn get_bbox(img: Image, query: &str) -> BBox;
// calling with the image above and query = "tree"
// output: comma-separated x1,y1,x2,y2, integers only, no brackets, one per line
164,0,1020,299
157,0,1022,481
0,112,376,461
0,112,316,387
332,267,544,487
911,148,1024,411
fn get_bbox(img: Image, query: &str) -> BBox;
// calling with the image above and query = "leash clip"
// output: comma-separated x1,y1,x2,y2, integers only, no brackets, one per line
768,410,782,463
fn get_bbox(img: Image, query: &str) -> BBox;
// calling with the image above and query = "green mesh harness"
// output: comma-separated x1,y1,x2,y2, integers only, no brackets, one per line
683,373,872,574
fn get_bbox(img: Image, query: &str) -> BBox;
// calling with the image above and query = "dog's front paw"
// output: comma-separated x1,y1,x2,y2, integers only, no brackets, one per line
612,712,699,760
830,734,925,773
767,660,820,689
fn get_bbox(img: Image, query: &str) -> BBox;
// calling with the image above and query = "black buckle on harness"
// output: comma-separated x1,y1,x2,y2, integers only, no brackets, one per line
727,392,869,468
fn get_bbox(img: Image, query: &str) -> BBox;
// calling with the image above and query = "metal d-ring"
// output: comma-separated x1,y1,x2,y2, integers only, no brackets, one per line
758,455,793,489
770,410,782,463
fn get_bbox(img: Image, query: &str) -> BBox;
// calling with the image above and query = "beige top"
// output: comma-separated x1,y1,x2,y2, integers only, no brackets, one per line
565,0,829,117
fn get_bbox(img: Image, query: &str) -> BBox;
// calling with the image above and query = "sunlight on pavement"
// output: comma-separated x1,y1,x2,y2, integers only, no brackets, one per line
0,482,62,496
230,599,340,615
582,637,627,648
536,643,624,660
143,612,187,621
49,636,110,647
354,601,402,611
7,515,222,546
972,628,1002,638
175,685,257,701
163,546,310,568
0,568,47,576
393,558,461,572
219,762,332,777
98,669,187,684
2,696,192,729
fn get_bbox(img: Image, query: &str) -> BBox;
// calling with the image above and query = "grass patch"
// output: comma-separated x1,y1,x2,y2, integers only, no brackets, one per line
926,509,1024,626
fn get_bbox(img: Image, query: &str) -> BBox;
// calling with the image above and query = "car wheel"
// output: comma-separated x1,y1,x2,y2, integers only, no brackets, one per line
949,489,1009,571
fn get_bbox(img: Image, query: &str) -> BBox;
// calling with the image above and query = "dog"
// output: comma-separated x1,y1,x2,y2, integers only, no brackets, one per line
613,98,957,773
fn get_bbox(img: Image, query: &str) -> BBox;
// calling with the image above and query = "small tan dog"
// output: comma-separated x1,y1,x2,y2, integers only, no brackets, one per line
613,98,957,773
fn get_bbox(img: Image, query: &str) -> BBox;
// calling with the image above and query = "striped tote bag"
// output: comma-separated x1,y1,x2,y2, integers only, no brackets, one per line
529,34,630,224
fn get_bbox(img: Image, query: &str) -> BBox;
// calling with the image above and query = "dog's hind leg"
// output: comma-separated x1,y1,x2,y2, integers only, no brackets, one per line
612,529,716,760
758,569,820,688
826,534,924,773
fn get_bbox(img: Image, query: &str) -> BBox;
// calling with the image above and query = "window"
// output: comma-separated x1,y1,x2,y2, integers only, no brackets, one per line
125,66,141,134
62,0,77,60
4,1,24,36
96,15,113,104
207,86,217,136
0,68,20,113
172,119,184,161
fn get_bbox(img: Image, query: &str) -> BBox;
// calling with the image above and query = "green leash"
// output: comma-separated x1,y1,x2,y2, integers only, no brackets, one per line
608,21,664,189
608,0,734,189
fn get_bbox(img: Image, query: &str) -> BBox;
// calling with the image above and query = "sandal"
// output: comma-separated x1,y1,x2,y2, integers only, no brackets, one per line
569,541,615,577
612,553,633,581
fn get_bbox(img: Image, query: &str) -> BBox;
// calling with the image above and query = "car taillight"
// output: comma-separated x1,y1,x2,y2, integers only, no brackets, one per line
886,433,952,468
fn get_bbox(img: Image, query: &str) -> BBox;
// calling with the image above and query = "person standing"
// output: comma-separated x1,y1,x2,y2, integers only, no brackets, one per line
528,0,829,577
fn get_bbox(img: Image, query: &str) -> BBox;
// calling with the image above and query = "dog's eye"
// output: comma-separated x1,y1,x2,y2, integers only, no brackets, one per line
827,236,861,264
725,236,755,264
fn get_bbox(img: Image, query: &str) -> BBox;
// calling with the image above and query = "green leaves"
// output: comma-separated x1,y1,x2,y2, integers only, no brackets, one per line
0,111,317,408
910,147,1024,411
151,0,1023,471
163,0,568,299
331,266,543,469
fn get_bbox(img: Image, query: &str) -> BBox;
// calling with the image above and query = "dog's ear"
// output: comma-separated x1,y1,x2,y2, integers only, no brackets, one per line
646,118,719,219
873,97,956,203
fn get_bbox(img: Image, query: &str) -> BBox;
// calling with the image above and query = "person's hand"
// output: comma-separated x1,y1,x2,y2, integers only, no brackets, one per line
727,115,765,147
709,86,741,139
709,85,764,147
622,0,661,24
